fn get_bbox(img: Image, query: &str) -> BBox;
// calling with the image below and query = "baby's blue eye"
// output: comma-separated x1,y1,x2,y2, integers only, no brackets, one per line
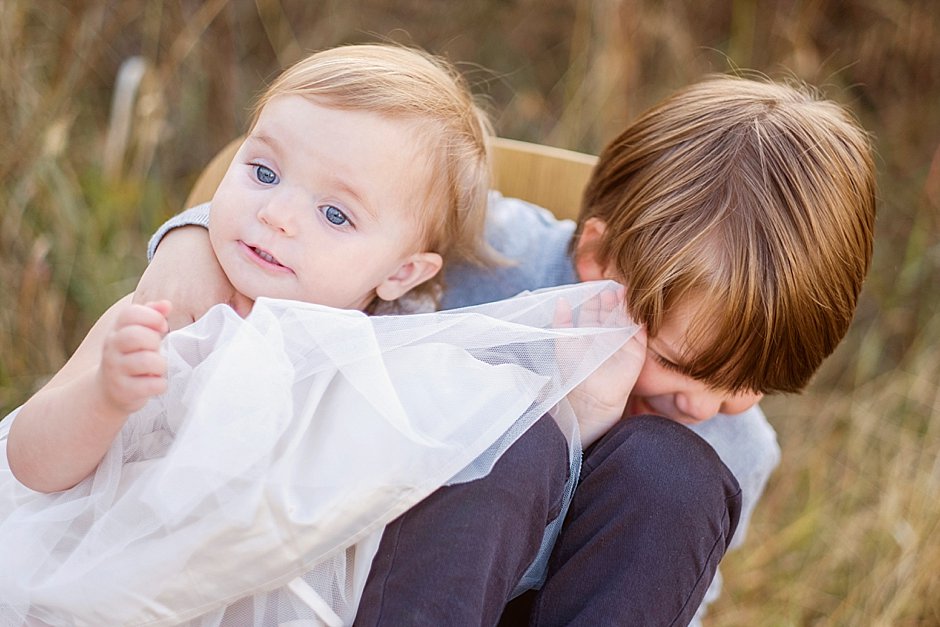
255,165,277,185
324,205,349,226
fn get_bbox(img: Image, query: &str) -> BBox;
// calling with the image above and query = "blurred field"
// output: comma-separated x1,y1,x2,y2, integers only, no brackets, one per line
1,1,937,624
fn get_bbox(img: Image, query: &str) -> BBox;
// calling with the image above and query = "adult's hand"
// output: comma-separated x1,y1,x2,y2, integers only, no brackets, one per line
133,226,251,330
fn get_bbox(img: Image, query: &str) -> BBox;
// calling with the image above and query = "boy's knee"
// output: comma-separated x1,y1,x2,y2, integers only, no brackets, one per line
583,415,742,538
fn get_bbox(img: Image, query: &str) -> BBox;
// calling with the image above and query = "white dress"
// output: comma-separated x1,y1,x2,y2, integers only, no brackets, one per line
0,282,636,626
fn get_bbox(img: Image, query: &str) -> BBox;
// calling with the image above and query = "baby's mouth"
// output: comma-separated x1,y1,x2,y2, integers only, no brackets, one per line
242,241,291,272
252,246,283,267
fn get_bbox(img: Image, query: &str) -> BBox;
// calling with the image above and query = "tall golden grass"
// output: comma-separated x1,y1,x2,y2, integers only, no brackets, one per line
1,1,937,624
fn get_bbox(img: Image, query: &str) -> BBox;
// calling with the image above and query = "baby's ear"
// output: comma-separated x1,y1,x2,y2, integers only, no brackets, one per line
375,252,443,302
574,217,611,281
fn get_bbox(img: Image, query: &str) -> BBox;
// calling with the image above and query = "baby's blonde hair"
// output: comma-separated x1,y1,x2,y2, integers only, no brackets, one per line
578,75,876,394
252,44,495,309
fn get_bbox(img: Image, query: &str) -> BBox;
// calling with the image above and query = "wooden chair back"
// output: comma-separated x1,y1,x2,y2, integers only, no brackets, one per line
185,137,597,221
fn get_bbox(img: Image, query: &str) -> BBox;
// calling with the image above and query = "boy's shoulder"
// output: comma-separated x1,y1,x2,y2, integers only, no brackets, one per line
487,190,567,228
147,203,211,262
441,192,578,310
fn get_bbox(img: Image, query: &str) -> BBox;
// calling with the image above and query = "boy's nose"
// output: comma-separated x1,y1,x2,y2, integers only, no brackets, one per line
674,392,723,423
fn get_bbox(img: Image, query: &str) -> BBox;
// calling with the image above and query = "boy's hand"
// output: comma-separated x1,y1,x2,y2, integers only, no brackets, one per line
97,300,171,415
134,226,251,329
557,289,648,447
569,328,647,447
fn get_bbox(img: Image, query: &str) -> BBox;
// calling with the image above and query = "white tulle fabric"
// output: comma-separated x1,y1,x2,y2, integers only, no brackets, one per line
0,281,636,626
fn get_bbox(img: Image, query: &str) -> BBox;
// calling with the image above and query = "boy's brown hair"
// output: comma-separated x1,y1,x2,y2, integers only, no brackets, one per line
253,44,495,309
576,75,876,394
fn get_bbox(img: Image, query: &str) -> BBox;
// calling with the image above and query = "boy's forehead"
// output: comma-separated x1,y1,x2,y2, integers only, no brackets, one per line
647,298,714,363
649,315,694,363
650,295,768,396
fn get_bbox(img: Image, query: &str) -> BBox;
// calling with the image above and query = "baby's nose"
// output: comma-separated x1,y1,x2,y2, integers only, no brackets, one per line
258,193,299,234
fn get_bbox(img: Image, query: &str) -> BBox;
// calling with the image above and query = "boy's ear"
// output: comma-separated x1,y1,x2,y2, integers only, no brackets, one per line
574,217,611,281
375,252,443,302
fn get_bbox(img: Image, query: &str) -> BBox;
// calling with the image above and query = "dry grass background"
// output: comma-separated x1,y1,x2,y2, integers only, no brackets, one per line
1,1,937,625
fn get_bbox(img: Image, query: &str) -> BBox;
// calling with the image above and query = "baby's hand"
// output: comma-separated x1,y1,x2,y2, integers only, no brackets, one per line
97,300,171,415
557,288,648,447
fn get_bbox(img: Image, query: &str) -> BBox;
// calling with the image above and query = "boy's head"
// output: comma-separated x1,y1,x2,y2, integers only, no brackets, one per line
211,44,493,312
575,75,876,410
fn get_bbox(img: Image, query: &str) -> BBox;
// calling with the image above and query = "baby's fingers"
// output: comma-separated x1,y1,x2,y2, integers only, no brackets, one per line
113,349,168,379
115,301,171,335
145,299,173,321
98,333,168,413
108,322,166,355
104,367,167,412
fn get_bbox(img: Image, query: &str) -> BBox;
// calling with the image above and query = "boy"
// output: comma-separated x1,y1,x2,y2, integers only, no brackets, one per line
141,75,875,625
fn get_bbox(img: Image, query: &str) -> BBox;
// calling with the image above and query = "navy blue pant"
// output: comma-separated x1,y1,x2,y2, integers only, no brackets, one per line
354,415,742,626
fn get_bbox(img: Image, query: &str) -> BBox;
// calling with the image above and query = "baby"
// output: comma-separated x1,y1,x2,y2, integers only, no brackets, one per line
0,44,636,626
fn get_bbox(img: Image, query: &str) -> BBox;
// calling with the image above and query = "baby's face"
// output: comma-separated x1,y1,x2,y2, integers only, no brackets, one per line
627,302,763,424
208,95,437,310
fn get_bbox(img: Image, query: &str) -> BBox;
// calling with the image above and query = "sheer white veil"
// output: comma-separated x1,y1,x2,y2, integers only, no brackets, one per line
0,281,637,626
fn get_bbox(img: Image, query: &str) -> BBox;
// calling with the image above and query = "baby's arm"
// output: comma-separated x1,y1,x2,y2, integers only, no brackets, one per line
7,296,170,492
